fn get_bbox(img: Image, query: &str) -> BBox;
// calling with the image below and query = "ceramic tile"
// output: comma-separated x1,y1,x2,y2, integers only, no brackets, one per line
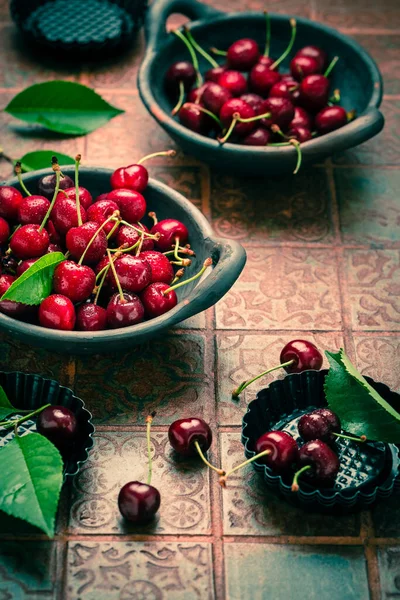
314,0,400,29
378,546,400,599
350,34,400,95
353,335,400,391
373,494,400,537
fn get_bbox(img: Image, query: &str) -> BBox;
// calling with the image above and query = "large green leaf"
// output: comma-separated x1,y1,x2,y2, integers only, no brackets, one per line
325,349,400,443
0,386,15,420
0,252,65,305
4,81,124,135
0,433,63,536
17,150,75,172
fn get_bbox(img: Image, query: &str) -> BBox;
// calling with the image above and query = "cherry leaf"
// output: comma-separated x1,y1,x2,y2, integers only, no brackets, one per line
0,386,16,420
16,150,75,172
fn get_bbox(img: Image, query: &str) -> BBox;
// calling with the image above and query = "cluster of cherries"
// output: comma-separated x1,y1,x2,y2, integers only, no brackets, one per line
0,152,210,331
165,15,353,171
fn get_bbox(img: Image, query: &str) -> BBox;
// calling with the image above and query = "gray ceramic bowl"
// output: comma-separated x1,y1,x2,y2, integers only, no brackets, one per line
138,0,384,176
1,166,246,354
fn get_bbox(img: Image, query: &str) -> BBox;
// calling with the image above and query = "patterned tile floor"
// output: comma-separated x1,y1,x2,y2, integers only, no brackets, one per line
0,0,399,597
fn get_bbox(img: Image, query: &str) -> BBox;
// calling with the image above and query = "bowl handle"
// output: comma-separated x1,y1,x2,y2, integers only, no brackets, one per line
145,0,224,51
176,237,246,322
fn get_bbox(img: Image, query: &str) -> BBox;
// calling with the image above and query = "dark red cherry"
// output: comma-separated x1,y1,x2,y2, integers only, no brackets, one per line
269,81,292,100
298,412,332,442
66,222,108,264
315,106,348,134
299,75,330,111
257,56,275,68
313,408,341,433
187,83,209,103
53,261,96,303
202,83,232,115
240,93,264,112
227,38,260,71
17,196,50,225
16,258,38,276
109,255,151,293
59,186,93,210
105,189,146,224
242,127,271,146
116,224,154,253
141,281,177,318
287,125,312,143
248,63,281,96
9,224,49,259
118,481,160,524
168,417,212,457
0,273,28,317
0,186,24,221
36,405,78,450
0,217,10,245
257,97,295,130
217,70,247,96
39,294,76,331
51,197,87,235
296,45,327,71
289,106,314,130
296,439,340,485
151,219,189,252
139,250,174,284
254,430,298,471
111,164,149,193
87,199,119,236
280,339,323,373
37,173,74,199
76,303,107,331
1,255,18,275
205,65,227,83
220,98,255,137
46,220,63,245
179,102,214,135
106,292,145,328
165,61,197,92
47,243,63,254
290,55,321,81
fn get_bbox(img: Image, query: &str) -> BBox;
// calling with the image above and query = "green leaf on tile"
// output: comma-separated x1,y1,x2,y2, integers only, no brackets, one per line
325,348,400,443
16,150,75,172
0,433,63,537
4,81,124,135
0,252,65,305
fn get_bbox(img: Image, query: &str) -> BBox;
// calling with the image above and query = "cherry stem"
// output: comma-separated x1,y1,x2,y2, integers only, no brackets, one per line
330,89,340,104
236,111,271,123
194,441,225,475
172,81,185,116
163,247,195,257
74,154,82,227
137,150,176,165
173,237,181,261
324,56,339,78
119,219,158,239
135,231,145,257
333,432,367,443
146,412,156,485
232,359,295,398
163,257,212,295
271,125,286,139
0,403,51,430
171,268,185,285
264,11,271,57
9,224,21,240
38,159,61,232
218,116,239,145
95,250,121,281
270,18,297,70
210,47,227,56
78,211,119,265
184,27,219,68
173,29,203,87
94,266,109,305
148,211,158,226
291,464,311,492
106,218,121,240
190,104,223,128
347,109,356,122
107,248,125,303
220,449,271,487
14,162,31,196
170,258,191,267
290,139,302,175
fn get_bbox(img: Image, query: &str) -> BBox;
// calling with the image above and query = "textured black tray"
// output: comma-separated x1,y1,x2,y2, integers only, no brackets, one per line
0,371,94,478
242,370,400,513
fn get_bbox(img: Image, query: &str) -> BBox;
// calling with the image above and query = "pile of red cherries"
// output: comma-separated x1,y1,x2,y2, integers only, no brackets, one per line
165,15,353,170
0,151,210,332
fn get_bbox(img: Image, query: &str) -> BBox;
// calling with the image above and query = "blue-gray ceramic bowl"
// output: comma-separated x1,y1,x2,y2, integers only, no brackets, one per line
242,370,400,513
138,0,384,177
1,166,246,354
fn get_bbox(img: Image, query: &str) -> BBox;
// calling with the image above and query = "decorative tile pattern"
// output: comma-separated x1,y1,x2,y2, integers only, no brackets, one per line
68,432,212,534
353,335,400,391
66,541,214,600
0,542,58,599
205,0,312,17
314,0,400,30
345,250,400,330
215,248,342,330
378,546,400,599
350,35,400,95
151,165,206,212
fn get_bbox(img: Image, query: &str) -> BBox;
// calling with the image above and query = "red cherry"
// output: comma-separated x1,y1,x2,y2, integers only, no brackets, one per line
9,224,49,259
227,38,260,71
37,174,74,199
53,261,96,303
46,220,63,245
111,165,148,193
165,61,197,92
139,250,174,284
109,255,151,293
287,125,312,143
58,186,93,210
240,93,264,112
179,102,214,135
242,127,271,146
290,55,321,81
280,339,323,373
202,83,232,115
0,217,10,245
257,56,275,68
140,281,177,318
76,303,107,331
299,75,330,111
66,222,108,264
118,481,160,524
106,189,146,223
106,292,145,328
257,97,295,130
116,224,154,253
47,243,63,253
0,186,24,221
296,439,340,486
248,63,281,96
220,98,256,137
36,405,78,451
17,196,50,225
168,417,212,456
187,84,209,103
205,65,227,83
315,106,348,134
296,45,327,71
87,199,120,236
217,70,247,96
151,219,189,252
0,273,28,317
289,106,314,130
51,197,87,235
39,294,76,331
254,430,299,472
269,81,292,100
16,258,39,276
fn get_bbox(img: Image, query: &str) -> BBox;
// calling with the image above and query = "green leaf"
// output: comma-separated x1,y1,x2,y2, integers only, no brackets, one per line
16,150,75,172
4,81,124,135
0,386,15,420
0,252,65,305
325,349,400,443
0,433,63,536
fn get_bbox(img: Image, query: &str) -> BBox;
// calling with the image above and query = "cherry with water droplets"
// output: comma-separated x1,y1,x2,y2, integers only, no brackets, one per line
39,294,76,331
106,189,146,224
0,217,10,245
59,186,93,210
37,173,74,200
141,281,177,318
106,292,145,328
9,224,49,259
76,303,107,331
227,38,260,71
66,222,108,264
151,218,189,252
51,197,87,235
315,106,348,134
53,261,96,303
290,55,321,81
292,439,340,491
36,405,78,451
116,224,154,253
202,83,232,115
0,186,23,221
16,258,38,276
87,199,120,236
313,408,341,433
109,255,151,293
17,196,50,225
139,250,174,284
298,412,332,442
218,70,247,96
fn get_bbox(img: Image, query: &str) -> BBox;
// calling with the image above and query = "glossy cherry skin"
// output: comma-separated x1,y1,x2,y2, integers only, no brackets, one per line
116,224,154,253
313,408,341,433
179,103,213,135
205,65,227,83
298,412,332,442
297,439,340,486
220,98,256,137
290,55,321,81
315,106,348,134
280,339,323,373
227,38,260,71
299,75,330,111
46,220,63,245
151,219,189,252
17,195,50,225
165,60,196,92
16,258,39,276
51,197,87,235
289,106,313,130
217,70,247,96
296,45,327,71
87,199,119,236
202,83,232,115
66,222,108,264
0,217,10,245
168,417,212,457
0,273,28,317
269,81,292,100
106,189,146,224
258,97,295,130
59,186,93,210
141,282,177,318
110,255,151,293
248,63,281,96
37,173,74,199
242,127,271,146
9,224,49,259
36,405,78,451
76,303,107,331
287,125,312,143
53,261,96,303
0,254,18,275
240,93,264,112
0,186,24,221
254,430,298,472
139,250,174,284
111,164,148,193
187,83,209,103
47,243,63,254
39,294,76,331
106,292,145,328
257,55,275,68
118,481,161,524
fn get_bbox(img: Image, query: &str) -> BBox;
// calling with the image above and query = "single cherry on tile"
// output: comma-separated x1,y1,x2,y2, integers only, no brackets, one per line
39,294,76,331
0,217,10,245
315,106,348,134
169,417,224,475
0,186,24,221
291,439,340,491
53,261,96,303
36,405,78,451
110,150,176,193
76,303,107,331
17,196,50,225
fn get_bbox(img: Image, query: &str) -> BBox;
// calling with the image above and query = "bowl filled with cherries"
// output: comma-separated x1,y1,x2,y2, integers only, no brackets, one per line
0,152,246,354
138,0,384,176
